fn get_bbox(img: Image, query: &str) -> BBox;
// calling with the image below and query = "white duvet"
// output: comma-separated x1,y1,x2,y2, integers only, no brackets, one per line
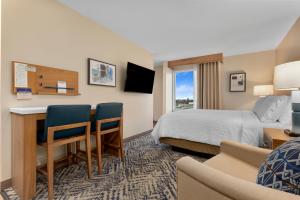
152,109,264,147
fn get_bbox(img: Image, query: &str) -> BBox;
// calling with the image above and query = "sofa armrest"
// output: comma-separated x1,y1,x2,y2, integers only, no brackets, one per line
220,140,272,168
177,157,300,200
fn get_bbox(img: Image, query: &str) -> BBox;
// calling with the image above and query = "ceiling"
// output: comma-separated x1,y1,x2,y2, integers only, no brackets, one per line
57,0,300,63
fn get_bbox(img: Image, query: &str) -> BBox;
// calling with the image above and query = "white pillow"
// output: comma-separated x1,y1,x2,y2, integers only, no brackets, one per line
253,96,288,122
278,96,292,125
252,96,275,122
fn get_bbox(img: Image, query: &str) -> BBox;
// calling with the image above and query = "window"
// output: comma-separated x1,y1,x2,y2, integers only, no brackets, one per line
173,70,196,110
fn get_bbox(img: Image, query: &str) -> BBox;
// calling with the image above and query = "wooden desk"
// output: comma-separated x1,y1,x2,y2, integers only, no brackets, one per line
10,106,97,200
263,128,292,149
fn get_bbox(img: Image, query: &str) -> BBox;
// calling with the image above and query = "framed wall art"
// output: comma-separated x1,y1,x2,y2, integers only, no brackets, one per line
88,58,116,87
229,72,246,92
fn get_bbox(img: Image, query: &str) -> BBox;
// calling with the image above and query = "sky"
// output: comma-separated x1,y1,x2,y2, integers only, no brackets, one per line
175,71,194,100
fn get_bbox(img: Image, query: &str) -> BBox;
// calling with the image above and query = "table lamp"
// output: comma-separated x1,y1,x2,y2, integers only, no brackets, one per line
253,85,274,97
274,60,300,136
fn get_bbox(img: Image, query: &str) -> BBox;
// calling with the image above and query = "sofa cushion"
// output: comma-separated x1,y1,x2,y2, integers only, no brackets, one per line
257,138,300,195
204,153,258,182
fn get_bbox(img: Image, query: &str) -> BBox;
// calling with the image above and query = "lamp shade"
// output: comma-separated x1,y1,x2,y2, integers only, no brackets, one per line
274,61,300,90
253,85,274,97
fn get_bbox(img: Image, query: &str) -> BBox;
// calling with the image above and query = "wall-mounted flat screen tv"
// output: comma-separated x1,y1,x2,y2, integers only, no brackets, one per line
124,62,155,94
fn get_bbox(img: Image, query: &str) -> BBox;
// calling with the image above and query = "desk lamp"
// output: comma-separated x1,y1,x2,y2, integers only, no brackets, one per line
274,61,300,136
253,85,274,97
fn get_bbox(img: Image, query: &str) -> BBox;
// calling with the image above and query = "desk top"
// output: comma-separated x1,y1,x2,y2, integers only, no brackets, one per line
10,105,97,115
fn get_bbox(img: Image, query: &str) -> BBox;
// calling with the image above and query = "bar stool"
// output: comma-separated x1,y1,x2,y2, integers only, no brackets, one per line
91,103,124,174
37,105,92,200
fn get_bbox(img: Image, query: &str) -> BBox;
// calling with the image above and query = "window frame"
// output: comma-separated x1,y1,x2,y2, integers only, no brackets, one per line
172,67,198,111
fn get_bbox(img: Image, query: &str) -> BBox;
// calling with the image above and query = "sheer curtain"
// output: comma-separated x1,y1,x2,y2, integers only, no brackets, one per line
198,61,221,109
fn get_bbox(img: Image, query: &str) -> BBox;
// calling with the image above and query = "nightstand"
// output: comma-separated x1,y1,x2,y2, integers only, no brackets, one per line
263,128,292,149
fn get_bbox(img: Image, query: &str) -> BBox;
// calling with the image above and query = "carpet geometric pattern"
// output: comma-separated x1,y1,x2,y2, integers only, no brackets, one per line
3,133,207,200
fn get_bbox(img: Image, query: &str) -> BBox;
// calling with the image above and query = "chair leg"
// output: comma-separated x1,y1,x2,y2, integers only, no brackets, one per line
119,132,124,160
101,135,104,154
120,146,124,160
47,145,54,200
85,134,92,179
67,143,72,166
75,141,80,164
96,132,102,175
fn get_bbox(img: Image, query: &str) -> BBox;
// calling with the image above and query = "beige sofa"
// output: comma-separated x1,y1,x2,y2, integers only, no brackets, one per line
176,140,300,200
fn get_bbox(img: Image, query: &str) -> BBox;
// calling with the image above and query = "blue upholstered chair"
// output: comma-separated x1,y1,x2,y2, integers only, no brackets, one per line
91,103,124,174
37,105,92,200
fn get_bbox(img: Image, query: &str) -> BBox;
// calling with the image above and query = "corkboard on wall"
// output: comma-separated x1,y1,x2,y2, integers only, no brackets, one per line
12,61,79,96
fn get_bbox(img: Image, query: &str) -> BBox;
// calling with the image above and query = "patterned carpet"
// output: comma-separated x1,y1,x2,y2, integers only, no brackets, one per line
3,132,208,200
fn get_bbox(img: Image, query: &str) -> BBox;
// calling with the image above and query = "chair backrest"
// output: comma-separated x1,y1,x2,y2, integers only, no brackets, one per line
94,103,123,121
39,105,91,143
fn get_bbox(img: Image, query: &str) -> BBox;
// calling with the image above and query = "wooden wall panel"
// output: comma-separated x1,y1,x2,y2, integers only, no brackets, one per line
168,53,223,68
12,61,79,96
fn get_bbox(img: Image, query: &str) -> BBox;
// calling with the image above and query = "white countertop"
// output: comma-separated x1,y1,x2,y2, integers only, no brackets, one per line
10,105,97,115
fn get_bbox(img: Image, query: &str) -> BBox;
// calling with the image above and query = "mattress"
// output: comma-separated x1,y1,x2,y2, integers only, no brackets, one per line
152,109,290,147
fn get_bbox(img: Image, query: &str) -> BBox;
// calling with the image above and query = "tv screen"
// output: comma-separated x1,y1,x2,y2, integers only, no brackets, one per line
124,62,155,94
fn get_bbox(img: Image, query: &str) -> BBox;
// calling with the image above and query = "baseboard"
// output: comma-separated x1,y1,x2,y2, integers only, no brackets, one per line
124,130,152,143
0,179,12,190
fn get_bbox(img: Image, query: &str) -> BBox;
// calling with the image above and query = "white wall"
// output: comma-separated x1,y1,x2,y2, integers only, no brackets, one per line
162,62,173,114
276,17,300,65
153,65,163,121
0,0,2,185
221,50,276,110
153,18,300,115
1,0,153,181
154,50,276,118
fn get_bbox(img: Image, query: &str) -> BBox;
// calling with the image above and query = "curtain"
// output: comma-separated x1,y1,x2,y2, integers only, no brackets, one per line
198,62,221,109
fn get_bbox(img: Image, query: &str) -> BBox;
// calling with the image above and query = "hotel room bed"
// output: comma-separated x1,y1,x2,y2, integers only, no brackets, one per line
152,96,291,155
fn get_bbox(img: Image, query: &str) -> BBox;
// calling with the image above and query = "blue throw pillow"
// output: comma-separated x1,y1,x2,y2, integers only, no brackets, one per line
257,138,300,195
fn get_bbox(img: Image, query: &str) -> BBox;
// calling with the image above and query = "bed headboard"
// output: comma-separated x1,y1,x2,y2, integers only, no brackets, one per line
274,90,291,96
